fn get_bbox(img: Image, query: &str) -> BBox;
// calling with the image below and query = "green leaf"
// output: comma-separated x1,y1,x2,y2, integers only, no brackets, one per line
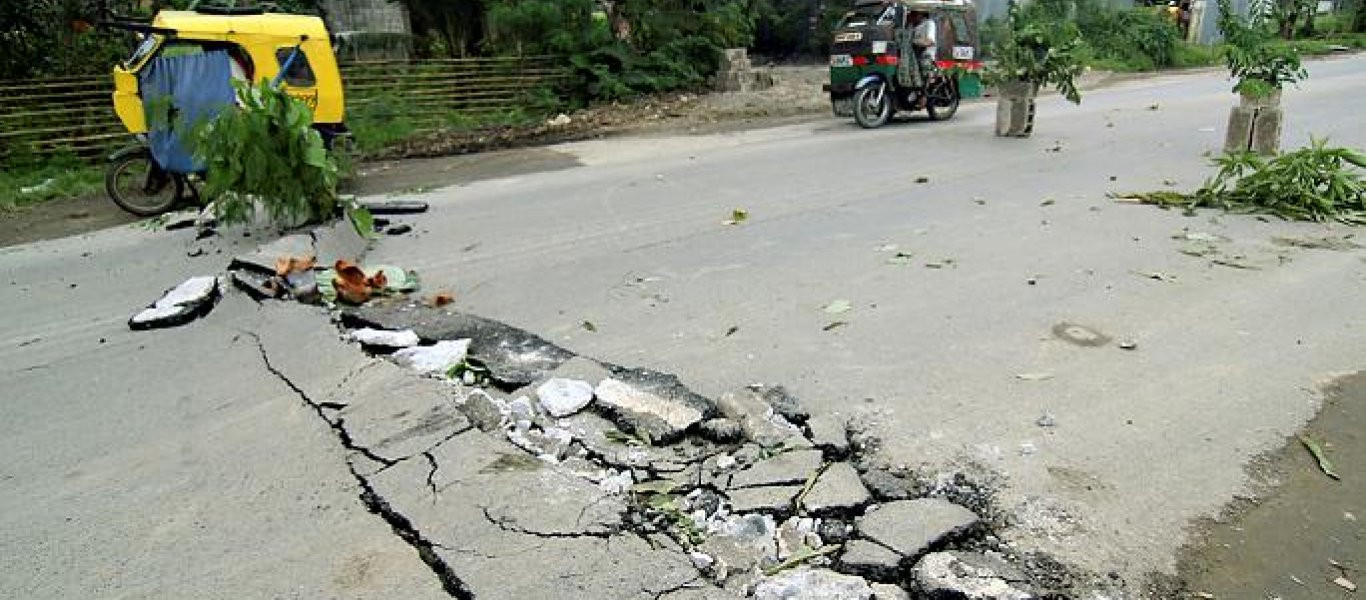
822,299,852,314
1298,433,1340,480
347,206,377,240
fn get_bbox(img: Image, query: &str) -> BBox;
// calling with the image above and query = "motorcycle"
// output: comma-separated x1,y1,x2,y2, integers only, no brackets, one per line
825,0,982,129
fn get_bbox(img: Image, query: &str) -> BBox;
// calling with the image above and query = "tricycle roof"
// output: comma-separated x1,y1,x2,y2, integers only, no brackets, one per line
153,10,329,38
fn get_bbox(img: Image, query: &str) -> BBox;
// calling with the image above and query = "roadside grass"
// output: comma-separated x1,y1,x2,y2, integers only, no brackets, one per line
0,158,104,212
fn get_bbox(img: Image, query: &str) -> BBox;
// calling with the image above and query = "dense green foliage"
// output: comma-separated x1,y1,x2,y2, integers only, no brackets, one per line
984,1,1085,104
193,81,339,226
1130,140,1366,223
1216,0,1307,98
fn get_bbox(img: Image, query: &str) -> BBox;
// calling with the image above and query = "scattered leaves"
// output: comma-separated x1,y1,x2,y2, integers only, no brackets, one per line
1040,199,1055,206
427,291,455,307
724,325,739,337
1015,372,1055,381
823,321,848,331
1132,269,1176,282
581,320,598,332
914,176,930,184
274,255,316,276
723,208,749,225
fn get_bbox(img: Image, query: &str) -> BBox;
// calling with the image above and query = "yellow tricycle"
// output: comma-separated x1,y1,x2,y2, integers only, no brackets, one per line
102,4,346,216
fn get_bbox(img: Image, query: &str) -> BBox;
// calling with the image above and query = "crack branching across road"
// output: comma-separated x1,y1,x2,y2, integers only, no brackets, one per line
243,330,474,599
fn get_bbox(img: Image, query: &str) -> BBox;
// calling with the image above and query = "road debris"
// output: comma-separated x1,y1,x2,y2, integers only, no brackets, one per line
350,327,420,348
1015,372,1054,381
1118,340,1138,351
824,321,849,331
361,200,429,214
914,176,930,184
1052,322,1111,347
823,299,852,314
885,252,915,265
128,276,220,330
1132,270,1177,282
384,223,413,235
724,208,750,225
1297,433,1340,480
392,339,471,374
535,377,595,417
913,551,1037,600
1036,414,1057,428
581,320,597,332
1334,576,1357,592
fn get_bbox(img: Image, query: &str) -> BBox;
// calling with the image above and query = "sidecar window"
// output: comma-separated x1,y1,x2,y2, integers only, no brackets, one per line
275,47,316,87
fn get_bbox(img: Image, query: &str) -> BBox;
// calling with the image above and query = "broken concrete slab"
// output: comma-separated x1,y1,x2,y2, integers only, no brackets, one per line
369,431,698,600
807,414,850,456
311,218,368,266
911,551,1036,600
727,484,801,514
536,377,594,417
505,425,575,462
752,568,874,600
699,417,745,443
392,339,471,375
856,499,981,559
757,385,809,425
351,327,420,349
594,377,707,445
342,302,575,386
558,411,710,472
860,467,914,501
129,275,221,330
728,449,825,489
229,233,315,274
456,388,508,431
717,387,809,449
802,462,871,514
324,359,472,461
839,539,903,581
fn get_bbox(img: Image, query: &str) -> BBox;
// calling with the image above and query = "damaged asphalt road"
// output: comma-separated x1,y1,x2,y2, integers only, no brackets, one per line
1,56,1364,599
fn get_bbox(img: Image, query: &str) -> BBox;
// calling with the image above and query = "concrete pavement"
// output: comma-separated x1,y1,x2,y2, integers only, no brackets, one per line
0,55,1362,598
366,55,1366,584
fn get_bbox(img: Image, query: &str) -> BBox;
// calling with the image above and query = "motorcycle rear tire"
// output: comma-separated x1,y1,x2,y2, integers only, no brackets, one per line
926,76,960,121
853,83,893,129
106,149,183,217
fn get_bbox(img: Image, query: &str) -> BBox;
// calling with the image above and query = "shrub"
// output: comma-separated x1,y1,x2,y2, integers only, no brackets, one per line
193,81,341,227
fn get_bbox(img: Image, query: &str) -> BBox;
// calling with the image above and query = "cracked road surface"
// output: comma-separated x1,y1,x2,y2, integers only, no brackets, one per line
366,56,1366,584
0,55,1363,598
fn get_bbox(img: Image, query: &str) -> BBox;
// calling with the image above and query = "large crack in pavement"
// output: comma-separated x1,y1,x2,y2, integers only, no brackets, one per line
243,330,475,599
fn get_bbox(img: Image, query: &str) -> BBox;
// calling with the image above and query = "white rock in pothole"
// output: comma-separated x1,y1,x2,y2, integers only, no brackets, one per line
393,339,471,374
536,377,595,417
753,568,873,600
129,276,220,330
350,327,420,348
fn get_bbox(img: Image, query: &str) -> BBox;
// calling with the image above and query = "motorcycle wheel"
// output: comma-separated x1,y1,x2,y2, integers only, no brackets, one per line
925,76,961,121
106,149,183,217
853,82,893,129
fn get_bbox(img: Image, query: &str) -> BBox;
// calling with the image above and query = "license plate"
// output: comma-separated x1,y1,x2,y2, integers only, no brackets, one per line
830,54,853,67
952,46,975,60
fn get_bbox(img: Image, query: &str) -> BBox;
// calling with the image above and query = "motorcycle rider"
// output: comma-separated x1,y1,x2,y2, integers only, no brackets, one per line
908,10,938,108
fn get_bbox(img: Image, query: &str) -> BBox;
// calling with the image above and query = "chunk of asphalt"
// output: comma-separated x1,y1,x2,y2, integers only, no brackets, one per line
698,417,745,443
727,484,802,515
342,302,575,386
801,462,871,514
729,449,825,489
855,498,981,559
350,327,420,349
911,551,1036,600
697,513,778,587
593,377,706,445
806,414,851,456
759,385,809,425
457,388,508,432
752,568,874,600
546,355,614,387
860,467,914,501
839,539,903,581
128,276,220,330
392,339,471,374
361,200,429,214
717,387,810,449
870,582,910,600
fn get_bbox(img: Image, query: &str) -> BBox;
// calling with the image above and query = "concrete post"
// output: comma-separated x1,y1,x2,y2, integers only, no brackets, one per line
995,81,1037,138
1223,90,1282,154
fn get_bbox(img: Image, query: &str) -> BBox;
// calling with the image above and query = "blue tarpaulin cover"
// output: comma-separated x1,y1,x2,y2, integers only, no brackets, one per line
139,51,236,174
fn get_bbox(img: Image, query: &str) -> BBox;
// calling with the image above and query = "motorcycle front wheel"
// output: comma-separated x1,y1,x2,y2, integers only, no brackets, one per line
853,82,893,129
106,149,183,217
